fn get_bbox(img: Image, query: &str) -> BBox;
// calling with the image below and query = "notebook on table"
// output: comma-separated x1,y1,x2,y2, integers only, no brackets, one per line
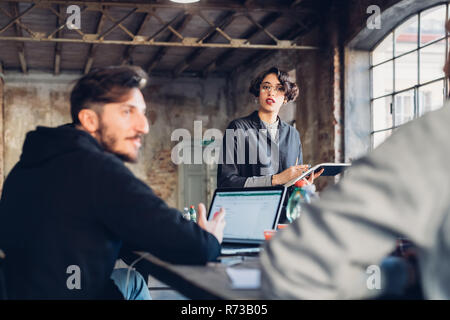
207,186,287,255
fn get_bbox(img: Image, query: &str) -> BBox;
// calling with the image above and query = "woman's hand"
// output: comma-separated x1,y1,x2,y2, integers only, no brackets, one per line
272,165,310,186
307,168,324,184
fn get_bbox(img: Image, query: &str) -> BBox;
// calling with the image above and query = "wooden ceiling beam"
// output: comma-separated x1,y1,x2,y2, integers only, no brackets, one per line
121,12,151,65
84,11,106,74
0,2,35,35
47,5,86,38
172,11,237,77
148,11,185,42
3,0,311,15
9,3,27,73
203,11,281,76
53,4,64,75
146,12,192,74
0,6,35,37
0,35,318,50
0,1,316,76
244,12,279,44
202,0,310,77
99,8,137,40
237,21,313,73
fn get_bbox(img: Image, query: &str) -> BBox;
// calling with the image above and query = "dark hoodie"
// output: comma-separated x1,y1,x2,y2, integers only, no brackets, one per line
0,124,220,299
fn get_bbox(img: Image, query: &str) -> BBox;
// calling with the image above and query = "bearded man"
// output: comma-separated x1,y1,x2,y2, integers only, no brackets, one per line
0,66,225,299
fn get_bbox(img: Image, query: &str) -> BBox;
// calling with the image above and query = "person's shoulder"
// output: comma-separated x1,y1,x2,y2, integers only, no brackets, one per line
399,102,450,139
84,148,132,178
420,102,450,130
280,120,300,136
88,151,148,196
366,103,450,168
227,111,258,129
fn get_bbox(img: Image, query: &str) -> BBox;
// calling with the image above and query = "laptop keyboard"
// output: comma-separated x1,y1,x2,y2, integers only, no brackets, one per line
221,247,262,255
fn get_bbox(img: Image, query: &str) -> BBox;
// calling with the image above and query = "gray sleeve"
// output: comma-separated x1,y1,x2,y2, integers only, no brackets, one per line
260,106,450,299
243,175,273,188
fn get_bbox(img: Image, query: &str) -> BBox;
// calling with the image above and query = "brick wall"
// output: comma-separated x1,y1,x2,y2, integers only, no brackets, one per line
146,149,177,206
1,74,229,208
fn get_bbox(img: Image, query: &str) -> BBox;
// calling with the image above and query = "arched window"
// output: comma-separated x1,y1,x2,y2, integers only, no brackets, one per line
370,4,448,148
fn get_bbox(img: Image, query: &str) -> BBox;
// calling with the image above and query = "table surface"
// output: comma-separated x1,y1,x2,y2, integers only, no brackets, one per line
135,252,264,300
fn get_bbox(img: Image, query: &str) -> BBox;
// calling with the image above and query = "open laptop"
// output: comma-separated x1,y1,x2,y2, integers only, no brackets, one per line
207,186,287,255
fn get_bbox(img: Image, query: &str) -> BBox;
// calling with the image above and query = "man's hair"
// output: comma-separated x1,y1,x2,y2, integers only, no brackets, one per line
70,66,149,124
249,66,299,102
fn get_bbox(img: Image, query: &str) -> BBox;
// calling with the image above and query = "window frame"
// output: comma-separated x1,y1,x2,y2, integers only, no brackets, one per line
369,3,449,149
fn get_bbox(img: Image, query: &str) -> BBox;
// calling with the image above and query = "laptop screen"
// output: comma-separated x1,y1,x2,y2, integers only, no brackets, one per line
207,188,285,243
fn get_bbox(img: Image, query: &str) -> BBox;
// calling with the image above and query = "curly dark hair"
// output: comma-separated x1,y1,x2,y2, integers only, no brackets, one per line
249,67,299,102
70,65,148,124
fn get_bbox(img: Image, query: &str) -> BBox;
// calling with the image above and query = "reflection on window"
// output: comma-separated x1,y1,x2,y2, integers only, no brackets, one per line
419,80,445,116
395,15,418,56
420,39,446,84
421,6,446,45
395,52,417,91
372,96,393,131
394,90,414,126
372,33,393,65
370,4,447,149
372,61,393,97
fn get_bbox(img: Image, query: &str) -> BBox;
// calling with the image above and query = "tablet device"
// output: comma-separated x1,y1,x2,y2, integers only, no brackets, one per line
284,163,351,187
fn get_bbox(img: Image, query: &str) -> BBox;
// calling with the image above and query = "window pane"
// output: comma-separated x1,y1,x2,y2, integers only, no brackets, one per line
395,15,418,56
395,51,418,91
373,130,392,149
420,39,446,84
418,80,444,116
372,96,393,131
420,5,446,46
372,61,393,98
372,33,393,65
394,89,415,126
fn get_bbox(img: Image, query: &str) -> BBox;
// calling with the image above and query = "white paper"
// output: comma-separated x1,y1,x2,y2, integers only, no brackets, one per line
226,268,261,290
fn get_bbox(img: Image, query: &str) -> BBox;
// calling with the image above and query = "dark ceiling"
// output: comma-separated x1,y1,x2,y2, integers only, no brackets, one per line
0,0,331,77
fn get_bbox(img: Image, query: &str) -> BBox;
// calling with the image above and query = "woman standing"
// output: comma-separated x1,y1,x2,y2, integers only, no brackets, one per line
217,67,320,188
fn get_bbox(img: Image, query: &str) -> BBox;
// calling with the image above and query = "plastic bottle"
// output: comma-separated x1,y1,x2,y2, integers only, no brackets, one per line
286,180,318,223
302,183,319,203
183,207,191,221
189,205,197,223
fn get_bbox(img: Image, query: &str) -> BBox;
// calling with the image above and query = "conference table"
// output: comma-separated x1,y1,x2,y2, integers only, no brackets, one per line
134,251,264,300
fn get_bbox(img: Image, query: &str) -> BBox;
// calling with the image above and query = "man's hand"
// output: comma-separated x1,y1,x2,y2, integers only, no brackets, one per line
272,165,310,186
197,203,226,244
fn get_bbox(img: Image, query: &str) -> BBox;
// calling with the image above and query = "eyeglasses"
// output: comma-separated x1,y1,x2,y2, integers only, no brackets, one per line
260,84,286,95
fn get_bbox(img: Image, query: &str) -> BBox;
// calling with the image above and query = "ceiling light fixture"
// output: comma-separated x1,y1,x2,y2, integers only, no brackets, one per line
169,0,200,3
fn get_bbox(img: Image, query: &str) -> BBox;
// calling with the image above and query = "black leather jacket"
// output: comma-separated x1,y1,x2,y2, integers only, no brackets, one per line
217,111,303,188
